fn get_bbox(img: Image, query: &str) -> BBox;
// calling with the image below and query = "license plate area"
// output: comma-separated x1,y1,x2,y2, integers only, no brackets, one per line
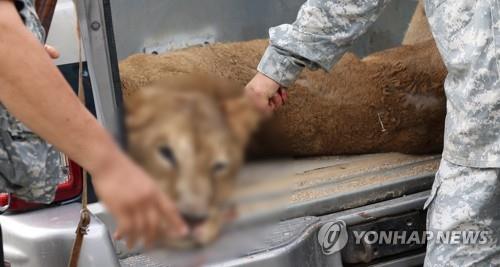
342,210,427,264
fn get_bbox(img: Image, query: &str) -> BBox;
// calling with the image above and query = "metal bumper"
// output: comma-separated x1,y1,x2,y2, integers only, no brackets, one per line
0,191,429,267
0,203,119,267
118,191,430,267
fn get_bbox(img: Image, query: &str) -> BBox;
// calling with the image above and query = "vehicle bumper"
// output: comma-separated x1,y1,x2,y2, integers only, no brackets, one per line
0,203,119,267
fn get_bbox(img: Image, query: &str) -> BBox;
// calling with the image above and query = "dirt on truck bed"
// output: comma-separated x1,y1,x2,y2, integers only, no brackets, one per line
233,153,440,223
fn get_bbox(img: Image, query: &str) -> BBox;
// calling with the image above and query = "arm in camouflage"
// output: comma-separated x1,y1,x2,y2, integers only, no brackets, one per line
257,0,392,86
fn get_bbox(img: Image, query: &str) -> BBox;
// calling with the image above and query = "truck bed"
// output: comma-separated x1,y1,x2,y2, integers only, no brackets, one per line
116,153,439,266
234,153,439,224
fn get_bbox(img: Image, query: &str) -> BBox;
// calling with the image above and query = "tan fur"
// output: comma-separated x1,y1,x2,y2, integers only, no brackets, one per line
257,39,446,157
123,76,259,246
402,0,433,45
120,38,446,246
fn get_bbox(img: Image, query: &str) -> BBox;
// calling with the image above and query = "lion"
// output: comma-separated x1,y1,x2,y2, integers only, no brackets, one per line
123,76,259,246
119,2,446,246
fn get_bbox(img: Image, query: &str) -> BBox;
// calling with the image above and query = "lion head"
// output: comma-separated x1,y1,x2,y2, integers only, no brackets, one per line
124,76,260,246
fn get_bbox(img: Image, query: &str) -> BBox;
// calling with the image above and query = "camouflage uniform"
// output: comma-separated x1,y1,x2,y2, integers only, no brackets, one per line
0,0,65,204
424,159,500,266
257,0,500,265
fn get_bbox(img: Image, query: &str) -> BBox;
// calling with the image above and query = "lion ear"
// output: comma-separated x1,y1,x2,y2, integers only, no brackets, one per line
124,85,160,130
223,96,263,146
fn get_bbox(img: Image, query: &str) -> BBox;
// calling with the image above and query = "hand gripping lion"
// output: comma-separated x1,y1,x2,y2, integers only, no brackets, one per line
119,2,446,247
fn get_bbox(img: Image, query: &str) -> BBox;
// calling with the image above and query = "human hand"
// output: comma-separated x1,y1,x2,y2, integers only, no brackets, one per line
90,155,188,249
0,0,182,249
245,72,288,115
44,44,60,59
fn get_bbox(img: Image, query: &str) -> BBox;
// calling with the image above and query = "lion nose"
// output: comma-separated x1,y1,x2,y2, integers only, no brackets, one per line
180,212,209,227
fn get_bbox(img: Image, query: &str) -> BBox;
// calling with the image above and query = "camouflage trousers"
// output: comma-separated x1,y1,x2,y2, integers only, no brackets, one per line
424,159,500,266
0,105,65,204
0,0,66,204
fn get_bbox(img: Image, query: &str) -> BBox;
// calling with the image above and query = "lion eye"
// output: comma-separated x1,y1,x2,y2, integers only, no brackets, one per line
159,146,176,166
212,162,228,175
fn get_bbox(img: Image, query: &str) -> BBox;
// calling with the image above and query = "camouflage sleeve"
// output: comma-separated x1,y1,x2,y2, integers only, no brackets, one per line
258,0,391,86
13,0,46,42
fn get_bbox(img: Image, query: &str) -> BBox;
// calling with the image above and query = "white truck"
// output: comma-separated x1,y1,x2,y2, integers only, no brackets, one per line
0,0,434,266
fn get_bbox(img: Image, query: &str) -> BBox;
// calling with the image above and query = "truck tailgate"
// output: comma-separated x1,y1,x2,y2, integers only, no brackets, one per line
234,153,439,224
115,153,439,266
